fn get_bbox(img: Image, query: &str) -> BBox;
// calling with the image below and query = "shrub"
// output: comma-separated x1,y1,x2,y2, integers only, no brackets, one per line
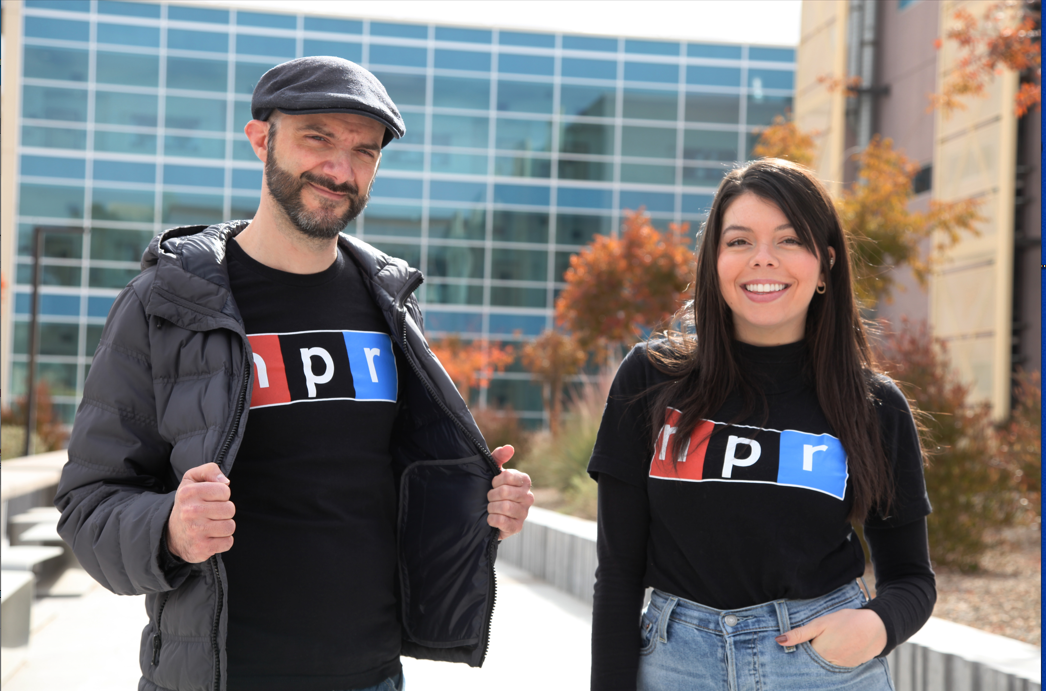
1,382,69,457
471,405,529,465
995,370,1041,521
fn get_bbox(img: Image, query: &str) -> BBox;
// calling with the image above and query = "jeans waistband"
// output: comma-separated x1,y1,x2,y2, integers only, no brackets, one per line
648,581,866,638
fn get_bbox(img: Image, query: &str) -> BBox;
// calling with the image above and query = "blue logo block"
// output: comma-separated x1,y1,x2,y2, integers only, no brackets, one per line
777,430,848,500
341,331,398,402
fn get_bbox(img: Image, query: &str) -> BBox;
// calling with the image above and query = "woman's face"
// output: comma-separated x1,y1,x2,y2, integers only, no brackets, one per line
716,192,832,346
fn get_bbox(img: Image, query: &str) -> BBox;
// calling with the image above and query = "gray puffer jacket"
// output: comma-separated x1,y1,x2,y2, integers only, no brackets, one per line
55,221,501,691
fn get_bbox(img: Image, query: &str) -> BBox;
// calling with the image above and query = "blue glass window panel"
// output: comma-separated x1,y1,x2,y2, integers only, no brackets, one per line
96,51,159,87
374,72,426,107
19,183,85,219
22,85,88,122
685,93,741,123
21,155,84,179
169,5,229,23
623,88,678,120
167,57,228,92
427,246,485,279
746,94,793,126
556,213,612,245
98,0,159,18
95,91,157,127
168,29,229,52
303,39,362,62
494,184,550,206
237,11,295,29
363,203,422,237
428,207,486,240
425,311,483,333
398,111,425,146
686,65,742,87
688,43,742,59
97,23,160,47
559,121,614,156
624,61,679,84
165,135,227,159
557,158,612,182
25,0,89,11
487,378,544,412
16,223,85,258
495,118,551,152
490,287,547,308
370,22,427,39
370,44,427,68
558,187,612,210
620,163,675,185
232,100,253,133
430,181,487,203
436,26,491,44
304,17,362,34
625,39,679,56
93,159,155,184
620,190,674,213
749,47,796,63
24,17,89,42
682,194,714,215
562,35,617,52
92,187,154,222
499,31,554,48
497,80,553,114
492,248,546,281
371,177,423,200
231,195,260,219
430,152,488,175
381,148,424,172
899,0,919,8
561,58,616,80
492,210,549,243
425,283,484,306
748,68,794,91
22,125,88,150
94,131,157,155
499,53,554,76
163,164,223,189
237,33,295,58
494,156,552,179
162,191,224,224
683,129,738,161
559,84,617,118
621,126,677,158
165,96,226,131
431,115,489,149
232,168,262,190
683,164,730,187
24,46,89,82
88,296,116,318
433,76,489,110
435,49,491,72
90,266,140,289
233,140,257,161
15,292,80,317
235,60,280,94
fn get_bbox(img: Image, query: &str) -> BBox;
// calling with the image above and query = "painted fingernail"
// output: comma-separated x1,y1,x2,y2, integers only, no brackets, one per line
775,635,788,644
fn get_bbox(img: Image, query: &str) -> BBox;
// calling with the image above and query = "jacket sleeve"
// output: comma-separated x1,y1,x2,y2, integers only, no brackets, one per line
55,279,191,596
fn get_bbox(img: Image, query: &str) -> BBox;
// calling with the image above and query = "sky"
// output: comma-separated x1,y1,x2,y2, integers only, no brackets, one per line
177,0,803,47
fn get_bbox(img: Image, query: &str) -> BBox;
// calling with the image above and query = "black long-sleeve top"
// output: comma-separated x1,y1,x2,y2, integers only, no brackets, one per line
588,341,936,691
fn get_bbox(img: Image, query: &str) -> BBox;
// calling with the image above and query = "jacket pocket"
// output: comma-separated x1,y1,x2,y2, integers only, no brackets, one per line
398,455,495,648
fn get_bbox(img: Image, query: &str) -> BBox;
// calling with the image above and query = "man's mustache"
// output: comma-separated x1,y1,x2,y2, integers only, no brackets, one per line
300,171,359,196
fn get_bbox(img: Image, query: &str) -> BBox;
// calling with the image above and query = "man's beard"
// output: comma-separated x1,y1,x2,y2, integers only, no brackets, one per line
264,136,370,240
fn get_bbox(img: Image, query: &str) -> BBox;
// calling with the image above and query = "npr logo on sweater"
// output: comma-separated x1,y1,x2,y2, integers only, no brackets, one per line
650,408,848,500
247,330,397,409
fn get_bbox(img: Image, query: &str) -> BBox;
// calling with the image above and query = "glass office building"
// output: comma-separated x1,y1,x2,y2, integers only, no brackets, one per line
7,0,795,425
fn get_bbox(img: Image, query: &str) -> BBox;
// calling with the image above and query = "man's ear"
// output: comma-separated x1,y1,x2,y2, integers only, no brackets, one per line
244,119,271,163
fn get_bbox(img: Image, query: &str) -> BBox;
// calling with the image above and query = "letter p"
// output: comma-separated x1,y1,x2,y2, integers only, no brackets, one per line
300,347,334,398
722,435,761,478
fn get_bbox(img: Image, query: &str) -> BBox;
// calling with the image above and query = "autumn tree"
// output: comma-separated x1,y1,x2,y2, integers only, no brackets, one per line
555,209,694,355
751,115,817,167
521,329,587,435
428,335,514,404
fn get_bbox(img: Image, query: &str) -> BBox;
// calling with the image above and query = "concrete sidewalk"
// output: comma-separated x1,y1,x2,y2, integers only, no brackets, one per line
2,562,591,690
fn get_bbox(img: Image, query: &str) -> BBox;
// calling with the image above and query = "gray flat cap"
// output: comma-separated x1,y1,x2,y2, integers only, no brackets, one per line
251,56,405,147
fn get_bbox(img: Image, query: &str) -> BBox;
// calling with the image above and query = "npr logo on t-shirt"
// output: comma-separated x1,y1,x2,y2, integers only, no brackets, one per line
247,330,397,409
650,408,848,500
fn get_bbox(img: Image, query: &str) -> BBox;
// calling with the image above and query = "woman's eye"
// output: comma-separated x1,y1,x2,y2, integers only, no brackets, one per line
781,237,802,246
724,238,747,247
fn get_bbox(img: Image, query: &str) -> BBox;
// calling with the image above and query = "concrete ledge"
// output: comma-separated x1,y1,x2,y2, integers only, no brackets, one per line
1,451,69,502
499,505,1041,691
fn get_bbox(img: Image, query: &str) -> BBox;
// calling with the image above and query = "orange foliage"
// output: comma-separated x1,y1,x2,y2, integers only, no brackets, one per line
931,0,1041,117
751,115,818,167
521,330,587,434
816,73,864,98
554,209,694,352
428,335,515,403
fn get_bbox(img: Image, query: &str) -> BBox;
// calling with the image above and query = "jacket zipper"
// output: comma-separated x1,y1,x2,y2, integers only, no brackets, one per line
394,276,500,665
151,592,171,665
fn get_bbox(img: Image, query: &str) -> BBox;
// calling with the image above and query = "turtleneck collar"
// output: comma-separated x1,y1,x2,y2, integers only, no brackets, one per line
734,339,810,394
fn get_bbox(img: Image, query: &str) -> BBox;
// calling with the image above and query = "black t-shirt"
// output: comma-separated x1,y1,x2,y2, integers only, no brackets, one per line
589,340,931,607
222,240,404,691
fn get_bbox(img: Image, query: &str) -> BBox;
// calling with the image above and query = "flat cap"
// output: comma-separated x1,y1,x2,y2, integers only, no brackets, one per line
251,56,405,147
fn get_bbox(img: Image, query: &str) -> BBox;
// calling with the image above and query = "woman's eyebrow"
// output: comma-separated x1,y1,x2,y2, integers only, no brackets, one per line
722,223,794,233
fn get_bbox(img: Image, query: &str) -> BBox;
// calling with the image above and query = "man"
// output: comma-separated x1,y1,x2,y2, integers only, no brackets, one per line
55,56,534,691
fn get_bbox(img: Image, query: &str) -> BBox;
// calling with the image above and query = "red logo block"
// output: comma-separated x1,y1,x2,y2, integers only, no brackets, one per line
247,334,291,408
649,409,714,481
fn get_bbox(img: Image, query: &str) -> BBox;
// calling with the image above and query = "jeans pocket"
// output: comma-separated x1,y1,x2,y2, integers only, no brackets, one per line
800,641,862,673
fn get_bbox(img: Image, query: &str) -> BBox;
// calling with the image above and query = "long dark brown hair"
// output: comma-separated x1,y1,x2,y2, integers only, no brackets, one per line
649,158,891,523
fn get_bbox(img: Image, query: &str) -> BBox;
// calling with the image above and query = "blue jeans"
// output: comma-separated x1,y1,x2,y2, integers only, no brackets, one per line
343,672,403,691
637,581,894,691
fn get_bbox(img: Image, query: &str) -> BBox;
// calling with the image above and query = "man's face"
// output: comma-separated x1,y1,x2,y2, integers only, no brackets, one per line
264,112,385,240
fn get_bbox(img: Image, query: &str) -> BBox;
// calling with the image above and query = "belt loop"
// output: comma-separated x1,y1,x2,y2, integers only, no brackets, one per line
658,596,678,644
774,601,796,653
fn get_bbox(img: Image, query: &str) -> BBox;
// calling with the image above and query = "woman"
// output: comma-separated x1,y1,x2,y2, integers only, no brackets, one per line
589,159,935,691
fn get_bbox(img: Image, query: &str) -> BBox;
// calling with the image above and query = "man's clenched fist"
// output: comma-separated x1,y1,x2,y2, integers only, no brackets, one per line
166,462,236,563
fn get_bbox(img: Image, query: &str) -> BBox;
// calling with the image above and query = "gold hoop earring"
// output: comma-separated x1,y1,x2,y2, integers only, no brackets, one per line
816,283,826,294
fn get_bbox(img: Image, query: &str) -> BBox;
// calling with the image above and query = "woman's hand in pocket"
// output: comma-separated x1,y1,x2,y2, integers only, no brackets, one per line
775,608,887,668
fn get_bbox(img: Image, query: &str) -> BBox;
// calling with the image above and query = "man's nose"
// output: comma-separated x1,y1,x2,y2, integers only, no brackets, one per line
320,150,357,185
